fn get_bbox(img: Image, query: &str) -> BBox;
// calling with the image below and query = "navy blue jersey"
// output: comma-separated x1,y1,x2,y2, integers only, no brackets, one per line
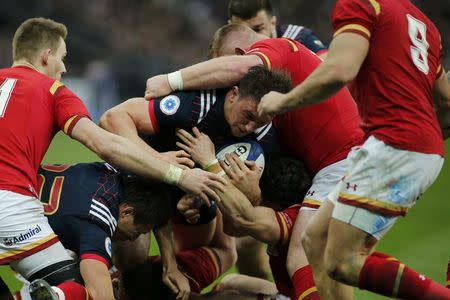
276,24,327,54
37,162,121,267
146,89,279,157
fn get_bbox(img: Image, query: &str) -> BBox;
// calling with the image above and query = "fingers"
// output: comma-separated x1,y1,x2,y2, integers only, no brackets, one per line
192,126,202,138
176,129,195,146
203,187,221,203
220,160,234,179
176,141,191,154
163,277,178,294
244,159,257,170
229,153,246,170
177,157,195,168
177,150,191,158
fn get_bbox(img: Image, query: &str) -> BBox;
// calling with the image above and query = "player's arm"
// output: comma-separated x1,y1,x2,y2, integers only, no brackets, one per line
258,32,368,117
433,70,450,139
80,259,115,300
176,128,280,244
144,55,263,99
154,221,190,300
70,117,226,204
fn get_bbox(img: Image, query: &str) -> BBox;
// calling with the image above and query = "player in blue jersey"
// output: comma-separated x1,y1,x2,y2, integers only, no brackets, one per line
227,0,328,58
34,162,172,300
100,65,291,173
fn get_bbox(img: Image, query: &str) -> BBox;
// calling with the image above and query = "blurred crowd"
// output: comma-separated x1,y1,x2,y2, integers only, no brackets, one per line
1,0,449,101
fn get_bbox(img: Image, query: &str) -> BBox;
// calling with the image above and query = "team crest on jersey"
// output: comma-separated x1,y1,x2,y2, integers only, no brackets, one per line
105,237,112,257
160,95,180,115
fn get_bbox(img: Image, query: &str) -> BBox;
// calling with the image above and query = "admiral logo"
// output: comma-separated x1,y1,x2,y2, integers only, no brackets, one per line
2,225,42,246
160,95,180,115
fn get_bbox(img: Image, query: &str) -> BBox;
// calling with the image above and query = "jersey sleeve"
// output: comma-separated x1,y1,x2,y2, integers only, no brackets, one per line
332,0,380,40
252,122,281,158
274,205,301,246
79,222,112,268
148,91,201,133
51,82,91,136
296,28,328,54
246,39,293,70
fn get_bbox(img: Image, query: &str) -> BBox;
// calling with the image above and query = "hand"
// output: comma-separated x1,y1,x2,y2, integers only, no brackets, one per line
162,265,190,300
159,150,195,169
220,153,262,205
178,168,227,206
145,74,172,100
176,127,216,168
257,91,287,121
177,194,202,224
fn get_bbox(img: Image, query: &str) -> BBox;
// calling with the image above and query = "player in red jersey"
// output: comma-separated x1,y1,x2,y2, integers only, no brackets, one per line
144,23,363,299
256,0,450,299
0,17,226,300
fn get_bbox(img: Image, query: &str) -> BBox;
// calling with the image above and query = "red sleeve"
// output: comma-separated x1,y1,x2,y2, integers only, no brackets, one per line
52,82,91,136
275,205,301,246
80,253,110,268
246,38,294,70
147,99,160,133
332,0,380,40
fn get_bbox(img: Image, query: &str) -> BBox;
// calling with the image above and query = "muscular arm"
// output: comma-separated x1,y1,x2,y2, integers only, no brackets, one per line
80,259,115,300
99,97,160,156
433,70,450,139
218,180,280,245
275,32,368,112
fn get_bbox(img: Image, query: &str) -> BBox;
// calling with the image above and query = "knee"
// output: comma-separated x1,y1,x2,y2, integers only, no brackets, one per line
324,253,355,285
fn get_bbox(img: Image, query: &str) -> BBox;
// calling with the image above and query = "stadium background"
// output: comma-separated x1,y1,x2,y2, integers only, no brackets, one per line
1,1,449,299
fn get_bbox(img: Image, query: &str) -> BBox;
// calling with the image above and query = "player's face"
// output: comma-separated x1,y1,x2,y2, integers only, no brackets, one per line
226,95,270,137
230,10,277,38
115,209,152,241
46,37,67,80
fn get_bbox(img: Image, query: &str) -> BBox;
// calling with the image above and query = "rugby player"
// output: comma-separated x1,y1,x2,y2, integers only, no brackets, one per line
226,0,328,58
0,17,225,300
256,0,450,299
144,24,364,299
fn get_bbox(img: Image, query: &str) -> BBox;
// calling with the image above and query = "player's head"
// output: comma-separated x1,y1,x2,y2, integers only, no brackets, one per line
121,258,172,300
228,0,277,38
208,23,264,59
260,156,311,209
12,17,68,80
224,65,291,137
114,177,172,241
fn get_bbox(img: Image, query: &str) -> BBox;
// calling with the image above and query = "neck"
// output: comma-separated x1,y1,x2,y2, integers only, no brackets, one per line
12,60,41,73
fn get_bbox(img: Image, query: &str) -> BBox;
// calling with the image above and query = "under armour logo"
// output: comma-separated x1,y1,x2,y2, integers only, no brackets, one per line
346,182,358,191
306,190,315,197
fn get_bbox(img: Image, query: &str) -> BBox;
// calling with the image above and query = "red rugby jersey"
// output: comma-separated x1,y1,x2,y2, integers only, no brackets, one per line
246,38,364,175
333,0,444,156
267,204,301,299
0,66,90,197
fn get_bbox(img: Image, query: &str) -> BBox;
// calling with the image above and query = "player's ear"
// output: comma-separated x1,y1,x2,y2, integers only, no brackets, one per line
227,19,232,24
271,15,277,27
41,48,51,66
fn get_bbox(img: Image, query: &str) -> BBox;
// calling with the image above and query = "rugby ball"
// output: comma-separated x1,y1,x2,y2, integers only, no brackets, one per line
216,140,265,173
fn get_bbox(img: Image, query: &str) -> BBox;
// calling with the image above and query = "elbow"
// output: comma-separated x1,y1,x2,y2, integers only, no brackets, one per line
325,60,358,86
98,109,117,132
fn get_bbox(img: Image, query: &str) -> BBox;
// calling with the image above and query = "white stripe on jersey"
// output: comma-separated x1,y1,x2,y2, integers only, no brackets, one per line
198,90,215,124
89,210,114,235
290,26,304,39
92,199,118,227
255,122,272,141
282,24,293,38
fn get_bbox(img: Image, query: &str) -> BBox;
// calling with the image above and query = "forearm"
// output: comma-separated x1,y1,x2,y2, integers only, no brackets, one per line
154,222,178,269
80,260,115,300
280,60,347,112
179,55,260,90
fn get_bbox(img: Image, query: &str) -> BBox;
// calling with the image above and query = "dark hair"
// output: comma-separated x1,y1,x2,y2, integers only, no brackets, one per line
260,156,311,208
122,259,172,300
120,176,172,228
228,0,273,19
13,17,67,62
239,65,292,103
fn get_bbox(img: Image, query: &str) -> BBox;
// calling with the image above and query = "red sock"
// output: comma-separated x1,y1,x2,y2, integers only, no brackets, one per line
55,281,92,300
291,265,320,300
446,261,450,288
359,253,450,299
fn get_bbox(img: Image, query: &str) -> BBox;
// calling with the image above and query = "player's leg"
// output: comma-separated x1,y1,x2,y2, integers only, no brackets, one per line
215,273,278,295
286,210,319,300
325,137,450,299
302,200,353,300
235,236,271,280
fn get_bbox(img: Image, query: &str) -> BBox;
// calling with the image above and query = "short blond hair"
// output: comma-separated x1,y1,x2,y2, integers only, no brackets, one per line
207,23,253,59
12,17,67,62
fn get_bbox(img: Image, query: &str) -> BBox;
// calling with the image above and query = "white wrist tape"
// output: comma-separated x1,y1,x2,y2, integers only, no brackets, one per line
167,70,184,91
164,164,183,186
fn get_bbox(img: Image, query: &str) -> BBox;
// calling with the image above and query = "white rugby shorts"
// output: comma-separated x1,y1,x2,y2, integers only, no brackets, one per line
328,136,443,239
